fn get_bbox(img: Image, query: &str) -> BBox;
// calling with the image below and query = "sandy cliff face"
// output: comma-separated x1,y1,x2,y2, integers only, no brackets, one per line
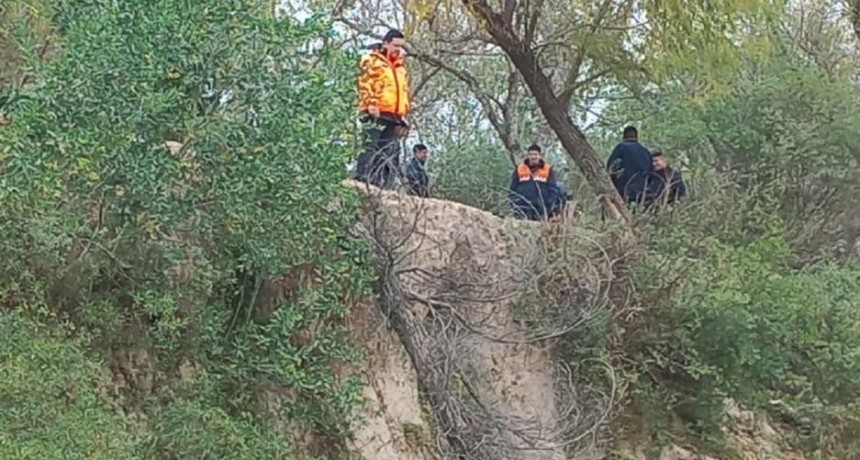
344,298,435,460
103,179,806,460
345,181,568,460
337,181,804,460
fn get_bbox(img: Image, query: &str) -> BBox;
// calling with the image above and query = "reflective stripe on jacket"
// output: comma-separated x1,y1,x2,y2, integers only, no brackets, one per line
509,161,559,219
516,163,551,182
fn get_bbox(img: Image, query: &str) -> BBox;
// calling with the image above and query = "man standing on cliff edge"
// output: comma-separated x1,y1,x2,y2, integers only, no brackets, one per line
354,28,411,190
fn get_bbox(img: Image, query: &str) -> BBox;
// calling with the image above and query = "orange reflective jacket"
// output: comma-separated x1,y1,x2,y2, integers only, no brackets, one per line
357,47,410,118
516,163,552,182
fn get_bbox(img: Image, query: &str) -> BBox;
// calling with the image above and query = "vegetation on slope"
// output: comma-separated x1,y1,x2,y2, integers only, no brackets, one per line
2,0,860,459
592,23,860,458
356,1,860,456
0,309,141,459
0,0,372,458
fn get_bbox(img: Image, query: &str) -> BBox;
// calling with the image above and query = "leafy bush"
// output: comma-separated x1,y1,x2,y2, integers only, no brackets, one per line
430,133,516,215
624,208,860,455
593,33,860,455
0,309,143,459
598,38,860,259
145,375,296,459
0,0,373,454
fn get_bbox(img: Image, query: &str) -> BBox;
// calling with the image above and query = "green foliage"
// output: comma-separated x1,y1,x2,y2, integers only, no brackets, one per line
599,34,860,259
0,309,142,459
639,49,860,181
0,0,55,85
638,0,782,88
145,376,296,459
0,0,372,455
629,216,860,454
429,134,514,214
592,23,860,456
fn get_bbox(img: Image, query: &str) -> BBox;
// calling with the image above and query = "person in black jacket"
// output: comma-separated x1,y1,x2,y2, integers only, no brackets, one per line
648,150,687,205
404,143,430,197
606,125,655,206
508,144,561,220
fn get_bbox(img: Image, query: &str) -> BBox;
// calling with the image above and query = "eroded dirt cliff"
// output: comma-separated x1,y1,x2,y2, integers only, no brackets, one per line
341,181,805,460
346,180,568,460
104,179,806,460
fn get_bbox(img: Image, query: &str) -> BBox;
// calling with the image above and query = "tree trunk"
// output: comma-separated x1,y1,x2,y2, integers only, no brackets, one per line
853,0,860,44
462,0,631,225
462,0,639,328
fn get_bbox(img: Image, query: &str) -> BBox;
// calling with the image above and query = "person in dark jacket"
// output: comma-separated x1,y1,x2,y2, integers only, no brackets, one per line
648,150,687,205
508,144,561,220
548,182,569,219
606,125,655,205
404,143,430,197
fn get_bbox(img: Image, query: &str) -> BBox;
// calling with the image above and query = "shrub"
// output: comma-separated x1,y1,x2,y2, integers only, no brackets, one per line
0,309,143,459
0,0,373,453
628,206,860,455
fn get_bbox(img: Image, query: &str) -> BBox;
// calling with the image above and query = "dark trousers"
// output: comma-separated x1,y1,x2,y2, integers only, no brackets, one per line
512,203,547,221
406,183,429,198
355,120,401,189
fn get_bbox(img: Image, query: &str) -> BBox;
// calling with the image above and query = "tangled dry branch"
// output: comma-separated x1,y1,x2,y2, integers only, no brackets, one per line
352,182,622,459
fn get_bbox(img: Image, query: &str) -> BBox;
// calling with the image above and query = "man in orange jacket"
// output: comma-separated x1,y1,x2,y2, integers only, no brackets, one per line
354,28,411,189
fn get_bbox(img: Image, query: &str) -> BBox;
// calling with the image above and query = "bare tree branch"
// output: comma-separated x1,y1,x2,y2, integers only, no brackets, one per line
349,180,621,459
411,65,442,101
523,0,546,45
558,0,614,107
408,48,520,164
462,0,633,226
